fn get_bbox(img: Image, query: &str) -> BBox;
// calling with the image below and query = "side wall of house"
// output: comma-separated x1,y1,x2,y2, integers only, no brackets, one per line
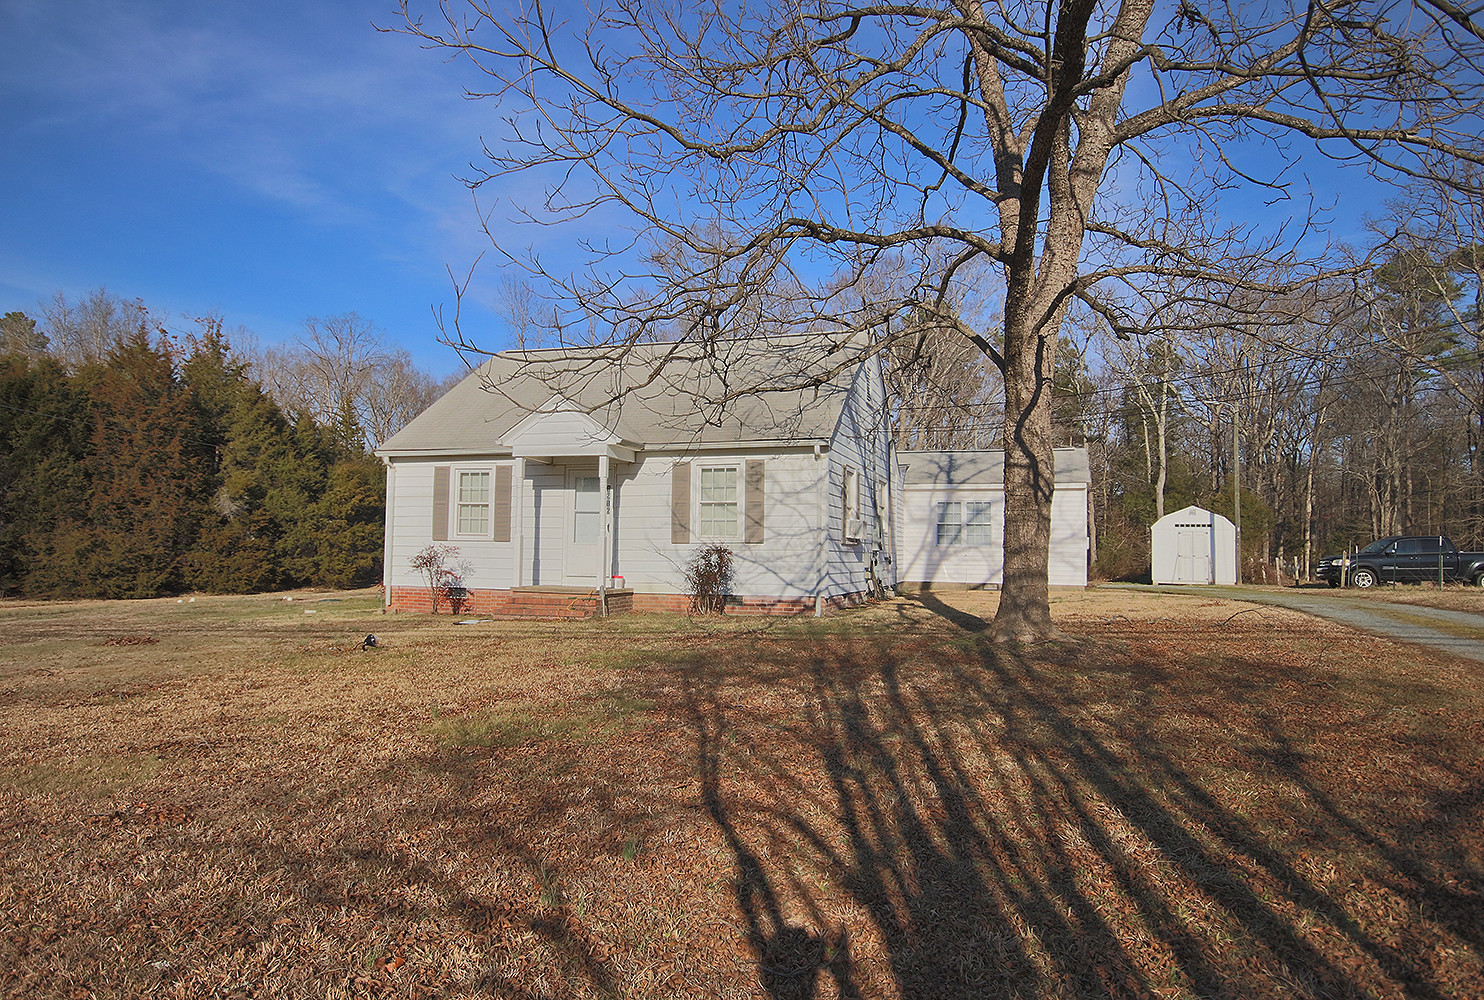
608,448,827,600
898,482,1089,588
1048,484,1089,586
820,358,894,600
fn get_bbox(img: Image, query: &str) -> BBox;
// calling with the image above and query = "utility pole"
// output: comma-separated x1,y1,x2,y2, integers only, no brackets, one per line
1232,400,1242,586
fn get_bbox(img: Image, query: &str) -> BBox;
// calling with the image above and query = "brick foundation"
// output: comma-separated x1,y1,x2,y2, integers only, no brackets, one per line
386,586,870,617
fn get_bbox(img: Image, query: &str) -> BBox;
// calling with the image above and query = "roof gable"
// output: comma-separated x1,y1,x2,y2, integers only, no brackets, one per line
378,336,865,457
504,397,638,461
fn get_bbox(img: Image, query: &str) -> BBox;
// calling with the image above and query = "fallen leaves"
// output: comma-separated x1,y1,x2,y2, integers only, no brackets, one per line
1,590,1482,998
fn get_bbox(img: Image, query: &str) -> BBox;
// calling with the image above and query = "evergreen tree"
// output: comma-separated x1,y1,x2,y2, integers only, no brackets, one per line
0,312,48,357
0,352,87,594
49,331,212,597
299,456,385,589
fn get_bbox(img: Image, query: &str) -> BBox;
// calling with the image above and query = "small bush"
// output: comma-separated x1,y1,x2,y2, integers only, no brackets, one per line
410,543,469,613
684,544,735,614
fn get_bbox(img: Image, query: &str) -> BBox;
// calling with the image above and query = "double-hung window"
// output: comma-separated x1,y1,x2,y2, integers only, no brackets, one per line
964,501,994,545
936,499,993,546
455,470,491,536
935,501,962,545
698,466,739,538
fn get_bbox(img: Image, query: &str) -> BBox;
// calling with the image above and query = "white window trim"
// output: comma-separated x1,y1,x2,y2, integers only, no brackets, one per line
696,463,742,540
452,467,493,539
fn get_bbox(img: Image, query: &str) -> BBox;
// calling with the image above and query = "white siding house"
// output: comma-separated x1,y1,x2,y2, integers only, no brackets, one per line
377,337,895,614
895,448,1091,589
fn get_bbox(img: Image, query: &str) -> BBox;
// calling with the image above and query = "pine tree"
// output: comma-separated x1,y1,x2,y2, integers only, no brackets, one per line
61,330,211,597
0,352,87,594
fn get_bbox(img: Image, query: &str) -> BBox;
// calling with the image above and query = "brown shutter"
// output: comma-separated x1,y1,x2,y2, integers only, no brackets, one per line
671,461,691,544
432,466,450,541
492,465,512,542
744,460,765,544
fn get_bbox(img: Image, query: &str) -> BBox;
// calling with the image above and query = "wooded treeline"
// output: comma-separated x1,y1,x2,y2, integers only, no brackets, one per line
1087,236,1484,581
0,293,446,599
889,216,1484,582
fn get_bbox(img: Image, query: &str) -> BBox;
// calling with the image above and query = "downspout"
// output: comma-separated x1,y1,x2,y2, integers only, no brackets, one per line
815,443,825,617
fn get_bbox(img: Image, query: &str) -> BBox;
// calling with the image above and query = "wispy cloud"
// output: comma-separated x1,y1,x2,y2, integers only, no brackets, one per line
3,1,493,226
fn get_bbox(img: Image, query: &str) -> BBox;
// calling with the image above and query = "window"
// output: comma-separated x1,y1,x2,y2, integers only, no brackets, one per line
573,476,600,544
698,466,739,537
936,501,961,545
456,470,490,536
936,499,993,546
964,501,994,545
842,467,860,538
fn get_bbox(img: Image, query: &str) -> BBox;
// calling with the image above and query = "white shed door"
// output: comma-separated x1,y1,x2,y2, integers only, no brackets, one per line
1175,529,1211,584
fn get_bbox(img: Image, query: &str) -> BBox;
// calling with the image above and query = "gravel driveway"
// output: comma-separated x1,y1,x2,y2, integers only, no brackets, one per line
1126,585,1484,664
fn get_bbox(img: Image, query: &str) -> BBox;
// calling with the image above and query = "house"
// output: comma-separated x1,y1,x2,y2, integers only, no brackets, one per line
376,336,896,615
1150,505,1237,585
894,448,1091,589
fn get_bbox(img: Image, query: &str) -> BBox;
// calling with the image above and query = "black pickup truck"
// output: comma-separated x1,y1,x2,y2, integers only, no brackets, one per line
1316,536,1484,588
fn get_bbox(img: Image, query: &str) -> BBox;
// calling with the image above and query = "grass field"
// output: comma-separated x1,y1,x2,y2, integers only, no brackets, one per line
1,588,1481,999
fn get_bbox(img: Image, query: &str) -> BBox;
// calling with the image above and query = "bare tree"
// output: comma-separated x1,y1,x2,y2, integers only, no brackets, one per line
40,289,153,370
361,352,455,447
254,313,451,448
393,0,1484,639
1106,327,1182,521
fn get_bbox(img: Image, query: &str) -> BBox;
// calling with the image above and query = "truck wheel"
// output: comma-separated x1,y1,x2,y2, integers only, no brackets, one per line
1351,568,1377,588
1326,578,1340,588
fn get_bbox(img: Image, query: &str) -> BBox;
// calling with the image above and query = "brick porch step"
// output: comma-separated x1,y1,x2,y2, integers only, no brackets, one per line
492,587,632,620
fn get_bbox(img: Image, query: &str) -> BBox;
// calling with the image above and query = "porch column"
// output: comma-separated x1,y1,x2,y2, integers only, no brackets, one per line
512,457,525,588
598,454,610,616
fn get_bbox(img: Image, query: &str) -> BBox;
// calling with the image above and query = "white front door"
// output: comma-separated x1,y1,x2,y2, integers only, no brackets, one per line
563,470,601,585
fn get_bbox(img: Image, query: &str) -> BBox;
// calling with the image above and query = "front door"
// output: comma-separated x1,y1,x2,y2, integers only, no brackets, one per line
563,469,602,585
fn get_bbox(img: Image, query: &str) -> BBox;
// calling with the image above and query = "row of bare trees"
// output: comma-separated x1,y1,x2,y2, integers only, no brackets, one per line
1078,198,1484,580
18,292,456,449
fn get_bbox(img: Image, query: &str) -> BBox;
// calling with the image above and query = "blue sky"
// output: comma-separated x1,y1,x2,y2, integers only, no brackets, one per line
1,1,1404,382
0,0,516,379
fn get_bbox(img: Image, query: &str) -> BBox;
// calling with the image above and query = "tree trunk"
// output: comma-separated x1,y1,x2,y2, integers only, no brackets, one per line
994,304,1058,641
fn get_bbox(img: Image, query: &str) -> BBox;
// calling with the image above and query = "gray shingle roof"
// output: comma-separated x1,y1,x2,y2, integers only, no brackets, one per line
898,448,1091,486
377,336,867,456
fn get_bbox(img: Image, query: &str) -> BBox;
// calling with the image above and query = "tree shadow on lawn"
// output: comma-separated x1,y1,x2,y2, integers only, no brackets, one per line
390,614,1482,999
666,627,1481,998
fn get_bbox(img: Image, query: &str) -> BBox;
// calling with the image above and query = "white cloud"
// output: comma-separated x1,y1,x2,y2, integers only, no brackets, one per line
2,1,495,224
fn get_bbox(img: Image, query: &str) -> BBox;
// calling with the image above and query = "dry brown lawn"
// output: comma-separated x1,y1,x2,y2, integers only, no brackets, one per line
1,587,1481,999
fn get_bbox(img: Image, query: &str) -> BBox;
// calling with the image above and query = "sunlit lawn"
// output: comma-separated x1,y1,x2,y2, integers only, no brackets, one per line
1,588,1480,999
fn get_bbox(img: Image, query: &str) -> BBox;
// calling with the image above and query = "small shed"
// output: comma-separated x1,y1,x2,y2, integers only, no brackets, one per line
1150,505,1237,585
